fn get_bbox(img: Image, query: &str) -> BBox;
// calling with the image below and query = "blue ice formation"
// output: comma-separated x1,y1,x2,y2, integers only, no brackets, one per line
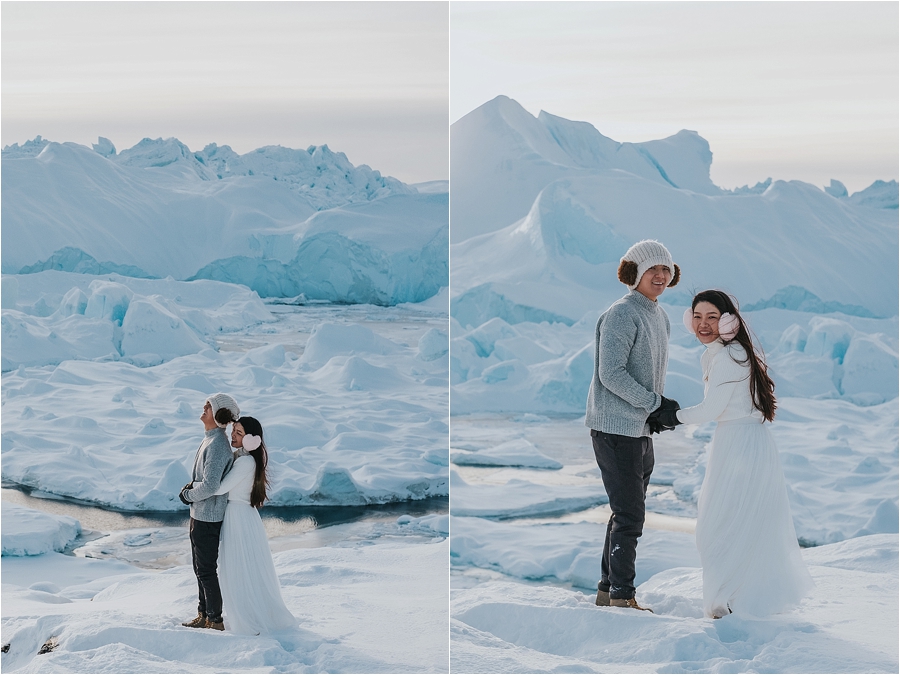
191,228,448,305
744,286,882,318
451,284,574,329
18,247,155,279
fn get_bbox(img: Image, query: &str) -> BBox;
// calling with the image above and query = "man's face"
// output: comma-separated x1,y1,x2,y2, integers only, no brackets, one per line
201,401,214,426
635,265,672,301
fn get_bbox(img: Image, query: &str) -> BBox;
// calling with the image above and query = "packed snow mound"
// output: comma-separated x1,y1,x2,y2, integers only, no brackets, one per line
1,271,274,371
300,322,402,369
417,327,450,361
310,355,412,392
120,297,209,363
2,138,446,304
2,504,81,556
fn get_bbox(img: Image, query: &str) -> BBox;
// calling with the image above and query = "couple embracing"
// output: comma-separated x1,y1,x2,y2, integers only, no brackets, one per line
587,240,814,618
178,393,297,635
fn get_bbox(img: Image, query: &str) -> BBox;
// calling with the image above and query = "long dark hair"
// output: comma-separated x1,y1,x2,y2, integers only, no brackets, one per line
691,290,777,422
236,416,270,508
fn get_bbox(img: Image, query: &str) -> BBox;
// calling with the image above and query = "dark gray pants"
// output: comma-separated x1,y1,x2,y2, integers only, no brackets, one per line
190,517,224,622
591,430,654,600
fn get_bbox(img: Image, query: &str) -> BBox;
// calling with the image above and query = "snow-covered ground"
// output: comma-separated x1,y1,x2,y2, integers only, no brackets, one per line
1,504,81,557
2,507,449,673
2,271,449,511
451,533,897,673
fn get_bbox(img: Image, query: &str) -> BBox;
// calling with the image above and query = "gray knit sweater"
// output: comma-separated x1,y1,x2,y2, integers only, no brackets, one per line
584,290,670,437
184,427,234,522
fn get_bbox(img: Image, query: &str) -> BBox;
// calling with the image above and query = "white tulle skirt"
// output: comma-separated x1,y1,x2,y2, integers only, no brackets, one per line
696,418,814,618
219,501,297,635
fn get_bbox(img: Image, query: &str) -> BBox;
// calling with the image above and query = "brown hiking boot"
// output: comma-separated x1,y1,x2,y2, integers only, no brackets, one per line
595,588,610,606
205,618,225,631
610,597,653,612
182,613,207,628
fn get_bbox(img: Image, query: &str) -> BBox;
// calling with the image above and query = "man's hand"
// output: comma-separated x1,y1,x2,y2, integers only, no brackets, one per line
178,482,194,506
649,396,682,431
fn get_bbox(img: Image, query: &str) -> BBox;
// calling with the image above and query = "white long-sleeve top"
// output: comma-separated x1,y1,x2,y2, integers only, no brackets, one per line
193,454,256,505
676,340,764,425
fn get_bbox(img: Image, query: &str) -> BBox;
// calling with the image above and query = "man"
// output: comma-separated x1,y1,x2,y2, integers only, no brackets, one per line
585,240,681,611
179,392,240,631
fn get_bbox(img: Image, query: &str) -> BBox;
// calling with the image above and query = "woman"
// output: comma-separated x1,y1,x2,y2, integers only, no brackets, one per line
194,416,297,635
654,290,813,618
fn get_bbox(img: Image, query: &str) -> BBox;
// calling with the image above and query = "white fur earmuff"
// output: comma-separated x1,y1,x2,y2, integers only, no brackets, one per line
682,307,694,333
242,434,262,451
718,313,739,340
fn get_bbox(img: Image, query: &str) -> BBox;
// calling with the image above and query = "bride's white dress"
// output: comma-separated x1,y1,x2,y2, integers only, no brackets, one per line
208,454,297,635
677,340,814,618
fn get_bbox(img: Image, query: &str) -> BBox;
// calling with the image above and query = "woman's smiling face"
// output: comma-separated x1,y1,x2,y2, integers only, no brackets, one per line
691,301,721,344
230,422,245,449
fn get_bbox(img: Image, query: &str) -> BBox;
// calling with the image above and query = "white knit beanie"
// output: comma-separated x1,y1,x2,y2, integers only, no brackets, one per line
621,240,675,290
207,393,240,427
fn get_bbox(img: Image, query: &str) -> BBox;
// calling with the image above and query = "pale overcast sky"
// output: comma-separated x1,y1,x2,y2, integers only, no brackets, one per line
2,2,449,184
451,2,898,193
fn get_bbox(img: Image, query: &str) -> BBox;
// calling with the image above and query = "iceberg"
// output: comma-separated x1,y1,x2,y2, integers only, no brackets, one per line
2,137,447,306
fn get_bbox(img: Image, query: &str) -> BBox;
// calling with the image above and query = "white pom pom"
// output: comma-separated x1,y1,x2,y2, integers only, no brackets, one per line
242,434,262,451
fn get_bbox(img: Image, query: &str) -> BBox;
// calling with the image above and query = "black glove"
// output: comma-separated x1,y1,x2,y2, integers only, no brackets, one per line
658,396,682,428
647,414,665,435
178,482,194,506
649,396,682,431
